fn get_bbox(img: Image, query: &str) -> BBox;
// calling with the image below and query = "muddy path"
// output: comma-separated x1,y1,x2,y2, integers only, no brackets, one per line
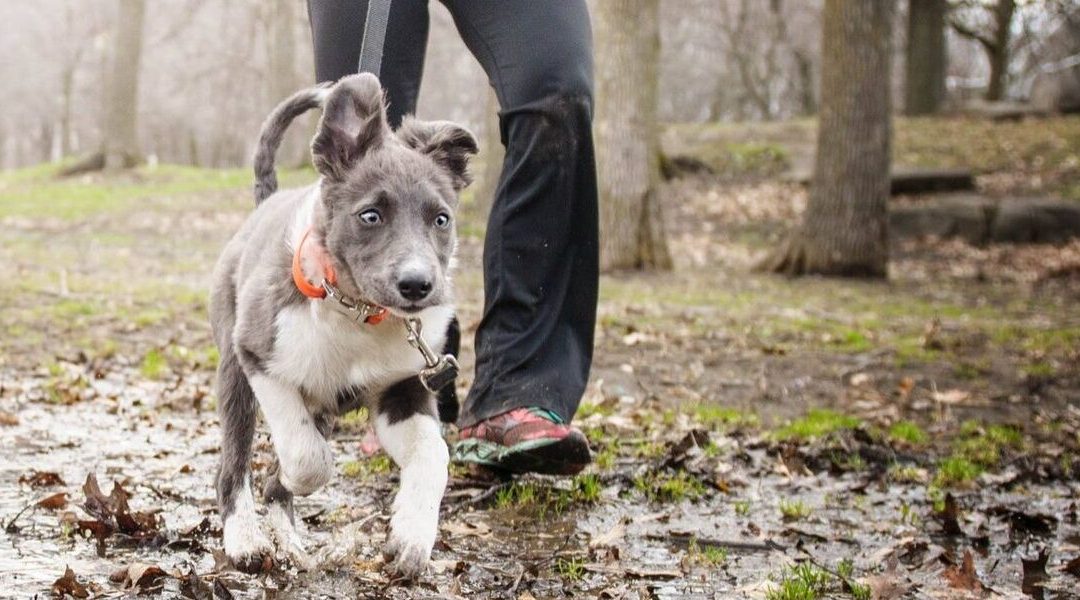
2,164,1080,598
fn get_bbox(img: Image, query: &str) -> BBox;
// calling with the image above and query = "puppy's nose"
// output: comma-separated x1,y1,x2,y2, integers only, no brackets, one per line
397,276,432,301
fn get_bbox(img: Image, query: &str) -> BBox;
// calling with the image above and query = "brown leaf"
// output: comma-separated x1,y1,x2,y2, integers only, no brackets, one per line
109,562,168,590
1021,550,1048,598
943,550,984,592
0,410,18,426
19,470,65,488
863,557,913,600
37,492,68,510
1065,555,1080,578
52,566,89,598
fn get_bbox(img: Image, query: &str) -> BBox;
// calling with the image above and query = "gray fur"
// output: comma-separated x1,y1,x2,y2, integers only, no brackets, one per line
210,73,478,573
253,83,332,204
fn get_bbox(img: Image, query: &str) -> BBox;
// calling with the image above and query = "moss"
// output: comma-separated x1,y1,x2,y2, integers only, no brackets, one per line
774,409,862,441
888,421,928,445
934,456,983,487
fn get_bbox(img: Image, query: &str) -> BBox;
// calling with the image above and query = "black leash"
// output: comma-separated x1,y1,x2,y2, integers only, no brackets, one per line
358,0,392,78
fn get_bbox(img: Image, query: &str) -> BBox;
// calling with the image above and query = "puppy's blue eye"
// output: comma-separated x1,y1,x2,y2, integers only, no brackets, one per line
434,213,451,229
359,209,382,225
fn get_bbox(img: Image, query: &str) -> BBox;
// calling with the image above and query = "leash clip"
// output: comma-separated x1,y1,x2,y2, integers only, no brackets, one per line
404,317,459,392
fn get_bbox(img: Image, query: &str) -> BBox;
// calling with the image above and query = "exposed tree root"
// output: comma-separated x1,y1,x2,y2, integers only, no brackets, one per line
756,232,886,278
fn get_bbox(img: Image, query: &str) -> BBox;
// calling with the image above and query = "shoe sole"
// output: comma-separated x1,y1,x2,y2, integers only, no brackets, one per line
482,431,592,476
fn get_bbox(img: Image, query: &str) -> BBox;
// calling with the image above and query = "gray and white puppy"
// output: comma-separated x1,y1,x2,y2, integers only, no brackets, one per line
209,73,477,576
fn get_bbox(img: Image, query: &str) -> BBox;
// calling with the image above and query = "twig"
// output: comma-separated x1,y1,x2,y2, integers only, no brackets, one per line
441,481,512,518
647,533,783,553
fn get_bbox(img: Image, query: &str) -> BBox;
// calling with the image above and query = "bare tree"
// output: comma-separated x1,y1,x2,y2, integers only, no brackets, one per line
950,0,1016,101
101,0,146,168
763,0,895,277
906,0,948,114
595,0,672,271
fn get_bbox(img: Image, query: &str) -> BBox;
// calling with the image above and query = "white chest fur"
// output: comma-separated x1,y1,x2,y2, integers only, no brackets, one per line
265,301,454,407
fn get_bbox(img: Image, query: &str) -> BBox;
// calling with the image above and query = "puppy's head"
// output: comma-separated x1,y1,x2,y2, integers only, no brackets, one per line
311,73,478,314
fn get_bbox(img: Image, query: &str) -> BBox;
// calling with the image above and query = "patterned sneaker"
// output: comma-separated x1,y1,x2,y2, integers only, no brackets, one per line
453,407,591,475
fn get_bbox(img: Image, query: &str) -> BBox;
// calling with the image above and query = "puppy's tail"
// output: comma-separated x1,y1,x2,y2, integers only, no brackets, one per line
252,82,333,205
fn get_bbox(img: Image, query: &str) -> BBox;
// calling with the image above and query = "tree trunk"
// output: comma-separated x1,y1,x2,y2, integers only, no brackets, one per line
905,0,947,115
595,0,672,271
101,0,146,169
268,0,305,165
762,0,895,277
986,0,1015,102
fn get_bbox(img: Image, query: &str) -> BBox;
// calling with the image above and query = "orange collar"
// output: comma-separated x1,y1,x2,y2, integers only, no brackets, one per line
291,226,388,325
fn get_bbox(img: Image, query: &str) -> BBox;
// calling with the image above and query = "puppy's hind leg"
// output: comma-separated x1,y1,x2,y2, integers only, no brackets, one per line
216,348,273,572
375,377,448,578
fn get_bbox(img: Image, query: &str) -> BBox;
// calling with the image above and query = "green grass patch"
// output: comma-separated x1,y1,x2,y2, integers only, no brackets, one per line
693,404,758,430
633,470,707,503
0,164,312,221
933,456,983,487
888,421,928,445
766,563,831,600
140,349,167,380
779,499,811,521
554,556,585,581
688,538,728,566
774,409,862,441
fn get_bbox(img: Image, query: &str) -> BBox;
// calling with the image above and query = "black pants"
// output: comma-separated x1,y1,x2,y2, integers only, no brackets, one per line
308,0,599,426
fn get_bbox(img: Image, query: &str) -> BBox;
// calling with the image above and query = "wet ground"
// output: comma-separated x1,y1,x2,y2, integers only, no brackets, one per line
3,117,1080,599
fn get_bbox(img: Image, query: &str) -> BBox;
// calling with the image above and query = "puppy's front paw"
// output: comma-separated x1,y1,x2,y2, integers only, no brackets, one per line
383,514,436,578
223,516,274,573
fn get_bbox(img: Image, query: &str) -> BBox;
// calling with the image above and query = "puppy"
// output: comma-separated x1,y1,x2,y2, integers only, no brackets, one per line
209,73,477,576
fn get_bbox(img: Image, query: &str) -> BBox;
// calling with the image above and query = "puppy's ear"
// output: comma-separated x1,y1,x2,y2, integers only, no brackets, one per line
397,118,480,191
311,73,389,179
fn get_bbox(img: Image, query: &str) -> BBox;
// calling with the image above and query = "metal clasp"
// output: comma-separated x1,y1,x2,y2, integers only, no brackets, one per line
404,317,459,392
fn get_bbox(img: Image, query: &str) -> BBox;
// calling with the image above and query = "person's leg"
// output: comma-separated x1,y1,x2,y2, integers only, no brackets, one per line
306,0,430,128
442,0,598,473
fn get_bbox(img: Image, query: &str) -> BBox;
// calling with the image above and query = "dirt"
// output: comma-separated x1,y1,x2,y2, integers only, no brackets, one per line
2,131,1080,598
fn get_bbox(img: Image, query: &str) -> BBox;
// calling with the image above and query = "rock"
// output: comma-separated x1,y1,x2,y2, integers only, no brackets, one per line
786,166,974,195
890,194,995,244
991,199,1080,244
890,195,1080,245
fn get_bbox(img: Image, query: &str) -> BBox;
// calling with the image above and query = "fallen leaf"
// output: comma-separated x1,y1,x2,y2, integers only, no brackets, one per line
440,519,491,539
0,410,18,426
943,550,984,592
590,519,627,549
19,470,65,488
109,562,168,590
37,492,68,510
932,389,971,405
863,557,913,600
52,566,88,598
1065,555,1080,578
1021,550,1048,599
178,567,212,600
213,579,235,599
